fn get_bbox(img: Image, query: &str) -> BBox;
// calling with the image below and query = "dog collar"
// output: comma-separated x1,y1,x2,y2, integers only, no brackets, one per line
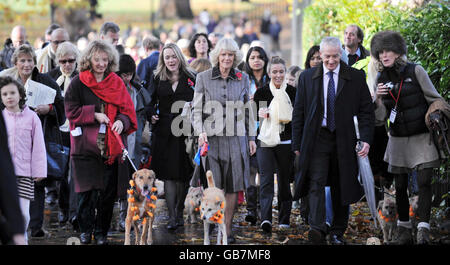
378,209,398,222
409,205,419,219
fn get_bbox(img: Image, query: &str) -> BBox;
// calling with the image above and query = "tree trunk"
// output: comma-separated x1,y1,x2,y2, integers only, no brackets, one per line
175,0,193,19
291,0,311,67
159,0,193,19
52,6,92,42
159,0,177,19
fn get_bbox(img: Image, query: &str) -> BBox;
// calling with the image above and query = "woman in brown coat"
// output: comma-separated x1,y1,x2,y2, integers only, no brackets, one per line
65,40,137,245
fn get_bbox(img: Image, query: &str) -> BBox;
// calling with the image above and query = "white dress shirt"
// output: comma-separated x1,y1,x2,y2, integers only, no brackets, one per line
322,63,340,127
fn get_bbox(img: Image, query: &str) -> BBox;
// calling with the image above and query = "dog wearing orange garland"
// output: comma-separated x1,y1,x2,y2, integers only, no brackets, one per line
124,169,158,245
377,188,398,243
200,170,227,245
185,186,203,224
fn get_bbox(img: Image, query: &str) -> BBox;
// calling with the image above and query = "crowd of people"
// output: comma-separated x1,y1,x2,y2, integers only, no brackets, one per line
0,14,447,246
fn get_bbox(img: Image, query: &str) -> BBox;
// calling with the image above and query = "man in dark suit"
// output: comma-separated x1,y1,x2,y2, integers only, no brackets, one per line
0,109,26,245
292,37,374,244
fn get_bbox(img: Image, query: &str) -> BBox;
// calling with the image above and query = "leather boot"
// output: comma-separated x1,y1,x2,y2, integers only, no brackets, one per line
392,226,413,245
245,185,258,225
119,199,127,232
417,227,431,245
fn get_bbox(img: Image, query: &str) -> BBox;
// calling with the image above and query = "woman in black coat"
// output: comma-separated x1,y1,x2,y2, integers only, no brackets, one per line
48,41,80,228
148,43,196,230
243,45,270,225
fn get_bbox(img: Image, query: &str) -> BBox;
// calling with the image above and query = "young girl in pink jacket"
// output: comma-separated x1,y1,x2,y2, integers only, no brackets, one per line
1,76,47,244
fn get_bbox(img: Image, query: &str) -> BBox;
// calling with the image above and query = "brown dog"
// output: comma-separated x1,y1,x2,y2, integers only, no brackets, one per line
124,169,158,245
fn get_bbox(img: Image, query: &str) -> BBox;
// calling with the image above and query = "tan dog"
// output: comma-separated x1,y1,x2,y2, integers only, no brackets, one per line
200,170,227,245
124,169,158,245
184,186,203,224
377,189,398,243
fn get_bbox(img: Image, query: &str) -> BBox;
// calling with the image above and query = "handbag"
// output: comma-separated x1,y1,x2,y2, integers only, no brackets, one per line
44,109,70,180
425,99,450,159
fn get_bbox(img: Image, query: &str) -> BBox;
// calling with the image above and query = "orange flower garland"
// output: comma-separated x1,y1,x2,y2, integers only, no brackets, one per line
127,181,158,222
209,210,224,224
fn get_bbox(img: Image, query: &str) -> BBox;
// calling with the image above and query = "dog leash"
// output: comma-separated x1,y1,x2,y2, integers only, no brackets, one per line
108,121,138,172
374,184,396,199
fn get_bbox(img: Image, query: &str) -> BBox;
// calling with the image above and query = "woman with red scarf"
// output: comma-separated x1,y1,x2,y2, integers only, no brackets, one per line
64,40,137,245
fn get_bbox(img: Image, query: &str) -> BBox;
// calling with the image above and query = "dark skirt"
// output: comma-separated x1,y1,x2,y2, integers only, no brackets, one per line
151,133,193,181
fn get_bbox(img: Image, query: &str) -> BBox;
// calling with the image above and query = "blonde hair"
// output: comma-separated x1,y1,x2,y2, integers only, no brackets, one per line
190,58,212,73
12,44,36,65
78,40,119,75
154,43,194,81
209,38,243,68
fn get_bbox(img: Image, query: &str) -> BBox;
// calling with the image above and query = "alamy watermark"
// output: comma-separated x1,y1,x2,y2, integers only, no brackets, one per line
169,94,265,138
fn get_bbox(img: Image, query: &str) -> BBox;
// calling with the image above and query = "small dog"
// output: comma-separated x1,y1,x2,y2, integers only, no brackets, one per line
184,186,203,224
200,170,227,245
124,169,158,245
154,179,165,198
409,195,419,237
377,189,398,243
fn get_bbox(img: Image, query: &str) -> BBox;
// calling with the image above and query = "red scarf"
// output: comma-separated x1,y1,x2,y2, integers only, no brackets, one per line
80,70,138,164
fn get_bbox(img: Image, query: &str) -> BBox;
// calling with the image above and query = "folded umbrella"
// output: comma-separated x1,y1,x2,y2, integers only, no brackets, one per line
353,116,378,228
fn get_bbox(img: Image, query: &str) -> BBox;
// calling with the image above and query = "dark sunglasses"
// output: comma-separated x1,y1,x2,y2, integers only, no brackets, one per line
59,59,76,64
52,40,67,45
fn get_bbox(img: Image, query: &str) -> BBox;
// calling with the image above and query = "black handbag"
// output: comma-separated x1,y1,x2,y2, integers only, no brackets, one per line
44,110,69,181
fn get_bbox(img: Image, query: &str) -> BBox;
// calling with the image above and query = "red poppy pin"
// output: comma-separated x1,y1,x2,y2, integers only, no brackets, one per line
188,78,195,90
236,72,242,80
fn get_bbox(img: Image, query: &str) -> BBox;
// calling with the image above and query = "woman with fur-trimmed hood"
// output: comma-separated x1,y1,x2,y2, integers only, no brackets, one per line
371,30,444,245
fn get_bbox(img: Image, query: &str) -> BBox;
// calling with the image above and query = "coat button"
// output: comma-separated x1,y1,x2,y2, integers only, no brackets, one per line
223,86,226,89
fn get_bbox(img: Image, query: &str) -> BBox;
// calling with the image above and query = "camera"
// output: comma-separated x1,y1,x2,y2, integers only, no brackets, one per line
385,82,395,90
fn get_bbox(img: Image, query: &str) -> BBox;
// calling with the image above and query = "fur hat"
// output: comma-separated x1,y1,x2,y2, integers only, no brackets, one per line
117,54,136,75
370,31,407,61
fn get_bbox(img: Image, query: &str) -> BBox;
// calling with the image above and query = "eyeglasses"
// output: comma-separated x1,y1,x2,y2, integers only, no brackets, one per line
59,59,76,64
52,40,67,45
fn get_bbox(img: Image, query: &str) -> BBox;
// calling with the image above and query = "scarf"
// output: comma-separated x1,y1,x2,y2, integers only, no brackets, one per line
36,45,55,73
257,80,293,147
0,66,20,80
79,70,138,164
56,73,72,97
56,73,72,132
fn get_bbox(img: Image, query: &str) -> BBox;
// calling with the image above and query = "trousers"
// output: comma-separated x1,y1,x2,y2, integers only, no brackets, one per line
307,128,349,236
77,161,118,237
257,143,293,225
